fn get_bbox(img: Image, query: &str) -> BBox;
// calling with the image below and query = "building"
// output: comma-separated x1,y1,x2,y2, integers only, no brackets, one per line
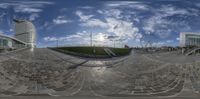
180,32,200,47
0,19,36,52
14,19,36,48
0,33,26,51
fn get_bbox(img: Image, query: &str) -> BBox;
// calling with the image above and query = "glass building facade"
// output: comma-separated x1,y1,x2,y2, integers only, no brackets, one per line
0,39,8,47
0,34,26,50
180,32,200,47
0,36,10,49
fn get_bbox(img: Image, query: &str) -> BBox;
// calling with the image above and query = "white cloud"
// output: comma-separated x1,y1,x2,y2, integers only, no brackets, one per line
76,10,107,28
9,29,13,32
166,40,174,43
105,1,149,10
97,10,103,14
158,5,198,17
106,18,139,39
152,42,165,47
40,15,72,30
77,2,196,45
143,14,173,39
78,6,94,9
93,33,107,42
15,7,42,13
43,31,89,42
53,16,72,24
133,17,140,23
43,31,111,46
76,3,195,45
53,19,70,24
143,5,194,39
80,19,107,28
0,1,53,13
43,37,58,41
29,13,39,21
76,10,141,42
105,1,141,7
75,10,94,21
101,1,197,42
143,14,171,34
97,9,122,19
176,37,180,41
110,9,122,19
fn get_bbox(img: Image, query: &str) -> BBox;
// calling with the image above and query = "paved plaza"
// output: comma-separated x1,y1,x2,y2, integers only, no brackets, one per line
0,48,200,98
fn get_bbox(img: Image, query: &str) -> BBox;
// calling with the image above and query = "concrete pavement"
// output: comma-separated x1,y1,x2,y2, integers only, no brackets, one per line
0,48,200,98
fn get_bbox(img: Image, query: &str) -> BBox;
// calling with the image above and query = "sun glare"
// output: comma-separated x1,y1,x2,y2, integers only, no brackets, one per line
99,34,105,42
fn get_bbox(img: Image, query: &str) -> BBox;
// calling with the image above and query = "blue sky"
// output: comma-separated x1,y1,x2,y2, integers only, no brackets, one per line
0,0,200,47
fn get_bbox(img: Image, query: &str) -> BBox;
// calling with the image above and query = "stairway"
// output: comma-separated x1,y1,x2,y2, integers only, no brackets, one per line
186,48,200,56
104,48,117,57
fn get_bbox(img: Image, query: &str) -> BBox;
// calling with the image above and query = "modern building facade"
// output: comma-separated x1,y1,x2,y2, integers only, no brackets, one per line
14,19,36,48
180,32,200,47
0,19,36,52
0,33,26,51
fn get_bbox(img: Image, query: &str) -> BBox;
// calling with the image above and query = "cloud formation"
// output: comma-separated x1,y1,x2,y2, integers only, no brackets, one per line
53,16,72,24
75,10,141,42
29,13,40,21
0,0,53,13
43,31,111,46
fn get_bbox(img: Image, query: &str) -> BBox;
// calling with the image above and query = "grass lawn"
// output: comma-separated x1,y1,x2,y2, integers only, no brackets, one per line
110,48,132,56
56,46,107,56
51,46,132,58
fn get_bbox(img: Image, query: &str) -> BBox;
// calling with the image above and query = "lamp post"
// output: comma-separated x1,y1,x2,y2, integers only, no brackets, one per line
109,39,115,48
56,39,58,48
90,32,93,47
118,39,125,48
108,35,119,48
90,32,96,55
114,40,116,48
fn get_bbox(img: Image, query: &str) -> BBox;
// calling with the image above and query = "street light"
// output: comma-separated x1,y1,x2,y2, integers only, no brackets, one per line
90,32,96,55
117,38,125,48
90,32,93,47
56,39,58,48
107,35,119,48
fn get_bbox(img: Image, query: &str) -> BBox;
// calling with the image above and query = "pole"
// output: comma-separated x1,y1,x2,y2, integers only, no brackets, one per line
121,41,123,48
56,40,58,48
90,32,92,47
114,40,115,48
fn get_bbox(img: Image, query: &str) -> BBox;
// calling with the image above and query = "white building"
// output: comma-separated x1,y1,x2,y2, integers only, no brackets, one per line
180,32,200,47
0,33,26,50
14,19,36,48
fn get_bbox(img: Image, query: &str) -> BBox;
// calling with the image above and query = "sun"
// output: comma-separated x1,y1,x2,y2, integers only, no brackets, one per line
99,35,105,42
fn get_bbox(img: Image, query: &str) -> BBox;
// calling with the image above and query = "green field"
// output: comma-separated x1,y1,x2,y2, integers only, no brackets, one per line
57,46,107,55
110,48,132,56
51,46,131,58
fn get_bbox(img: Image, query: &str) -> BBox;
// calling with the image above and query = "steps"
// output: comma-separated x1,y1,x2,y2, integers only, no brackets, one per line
185,48,200,56
104,48,117,57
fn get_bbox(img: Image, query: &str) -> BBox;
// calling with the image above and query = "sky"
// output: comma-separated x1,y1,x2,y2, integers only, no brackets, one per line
0,0,200,48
